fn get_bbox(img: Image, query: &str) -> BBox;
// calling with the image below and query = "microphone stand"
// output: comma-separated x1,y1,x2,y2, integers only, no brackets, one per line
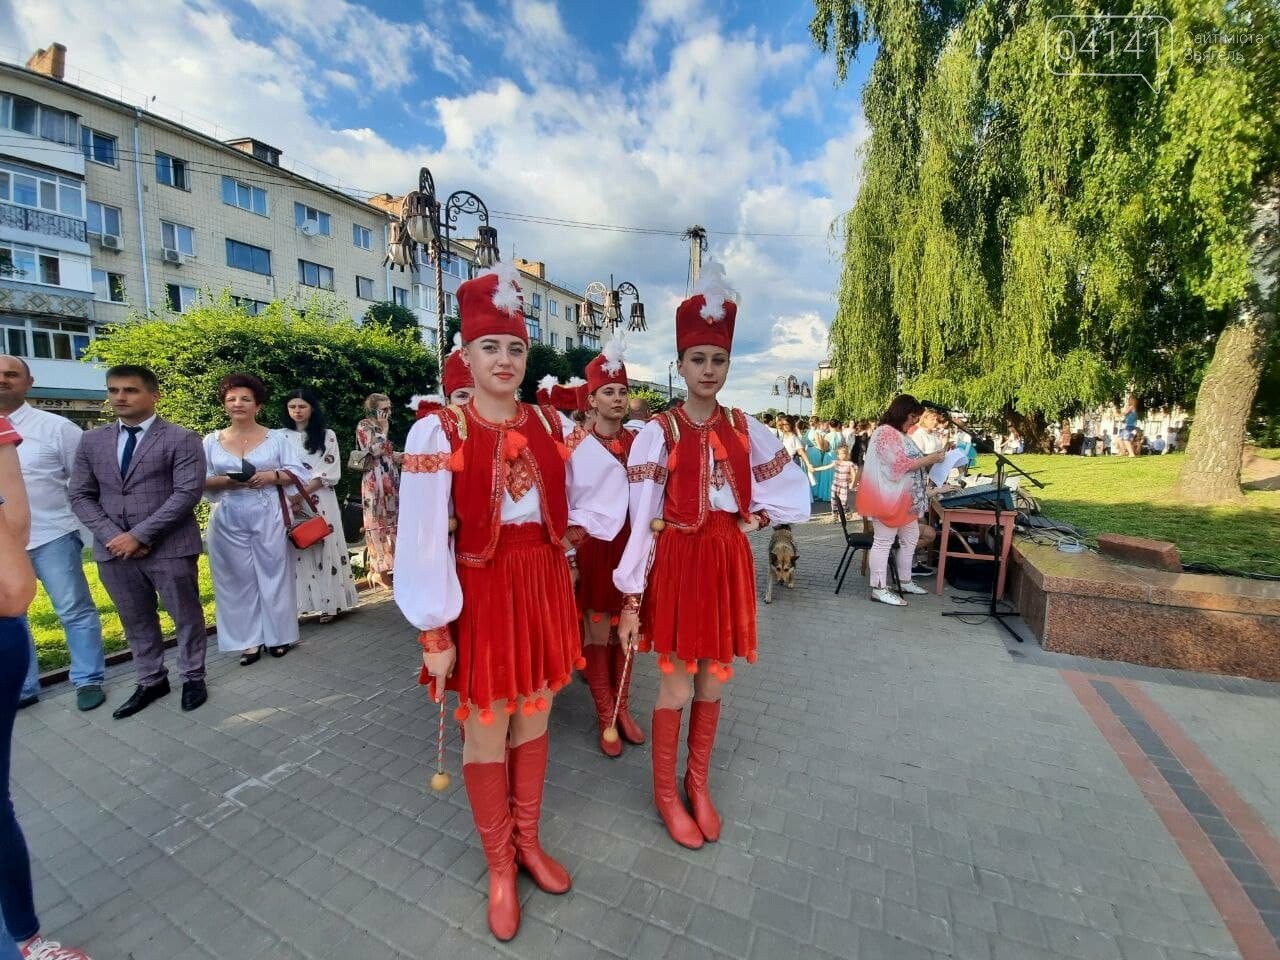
941,451,1044,642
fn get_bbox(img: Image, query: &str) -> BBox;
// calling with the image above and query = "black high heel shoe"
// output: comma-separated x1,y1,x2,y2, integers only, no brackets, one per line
268,645,291,658
239,647,262,666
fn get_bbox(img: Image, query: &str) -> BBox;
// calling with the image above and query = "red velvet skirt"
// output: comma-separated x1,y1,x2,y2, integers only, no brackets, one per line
576,521,629,616
431,523,582,715
641,510,758,667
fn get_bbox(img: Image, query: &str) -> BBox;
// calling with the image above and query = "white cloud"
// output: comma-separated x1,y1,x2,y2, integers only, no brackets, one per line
13,0,869,410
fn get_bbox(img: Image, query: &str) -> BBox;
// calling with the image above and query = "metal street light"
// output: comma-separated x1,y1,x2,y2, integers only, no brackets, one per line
385,167,497,389
580,276,645,337
771,374,809,416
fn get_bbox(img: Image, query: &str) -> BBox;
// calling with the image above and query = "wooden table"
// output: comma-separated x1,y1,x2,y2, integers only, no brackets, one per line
929,500,1017,599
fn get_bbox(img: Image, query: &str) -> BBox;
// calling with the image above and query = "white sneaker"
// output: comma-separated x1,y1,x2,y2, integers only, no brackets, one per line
870,588,907,606
899,581,928,595
21,938,93,960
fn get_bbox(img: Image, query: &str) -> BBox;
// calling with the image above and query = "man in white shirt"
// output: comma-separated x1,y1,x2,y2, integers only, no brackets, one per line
0,356,106,711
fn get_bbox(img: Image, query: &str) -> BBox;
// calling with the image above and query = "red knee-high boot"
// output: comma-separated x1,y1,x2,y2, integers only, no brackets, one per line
462,761,520,941
684,698,722,842
651,708,704,849
508,733,571,894
583,644,622,757
610,643,646,745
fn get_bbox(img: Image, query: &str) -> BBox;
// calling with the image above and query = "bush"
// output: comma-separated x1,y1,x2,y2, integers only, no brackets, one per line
86,292,436,501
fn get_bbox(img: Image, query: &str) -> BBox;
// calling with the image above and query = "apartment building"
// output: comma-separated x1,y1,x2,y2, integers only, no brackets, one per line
514,258,599,352
1,44,394,422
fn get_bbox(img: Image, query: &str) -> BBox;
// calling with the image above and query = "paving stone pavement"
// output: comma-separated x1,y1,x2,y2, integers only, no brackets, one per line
11,517,1280,960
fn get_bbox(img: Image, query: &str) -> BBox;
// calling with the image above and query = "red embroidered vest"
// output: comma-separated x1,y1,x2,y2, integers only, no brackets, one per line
657,406,752,531
593,424,635,466
438,402,569,566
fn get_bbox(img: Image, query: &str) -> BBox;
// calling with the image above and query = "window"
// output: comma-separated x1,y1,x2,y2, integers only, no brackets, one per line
80,127,117,166
0,94,77,144
155,152,190,190
297,259,334,291
526,318,541,342
226,239,271,275
232,296,269,315
31,319,92,361
566,304,578,326
444,292,456,316
0,162,83,216
530,292,542,311
92,269,126,303
356,276,375,300
221,176,268,216
581,333,600,350
166,284,197,312
549,298,559,317
566,336,574,350
2,322,27,357
161,221,196,257
86,201,122,238
0,242,72,288
352,224,373,250
392,286,408,307
550,331,558,349
294,202,332,236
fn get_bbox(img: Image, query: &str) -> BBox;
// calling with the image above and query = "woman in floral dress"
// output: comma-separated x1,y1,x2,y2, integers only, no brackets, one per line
282,389,359,622
356,393,402,590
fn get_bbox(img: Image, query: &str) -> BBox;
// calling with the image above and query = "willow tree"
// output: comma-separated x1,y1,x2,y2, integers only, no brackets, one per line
813,0,1278,499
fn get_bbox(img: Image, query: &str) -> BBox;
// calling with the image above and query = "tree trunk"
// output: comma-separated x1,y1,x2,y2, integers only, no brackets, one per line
1173,180,1279,504
1004,406,1050,452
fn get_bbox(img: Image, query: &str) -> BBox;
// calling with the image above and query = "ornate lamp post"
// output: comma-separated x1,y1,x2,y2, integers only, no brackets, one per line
771,375,811,416
579,276,645,339
385,167,498,388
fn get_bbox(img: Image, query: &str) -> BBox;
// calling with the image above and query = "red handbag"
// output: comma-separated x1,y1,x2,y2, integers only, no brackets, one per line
277,471,333,549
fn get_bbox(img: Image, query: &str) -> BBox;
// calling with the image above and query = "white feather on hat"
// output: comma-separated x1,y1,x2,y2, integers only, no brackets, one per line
537,374,559,392
450,332,463,354
692,257,738,323
475,259,523,315
407,393,444,409
600,331,627,374
566,377,586,387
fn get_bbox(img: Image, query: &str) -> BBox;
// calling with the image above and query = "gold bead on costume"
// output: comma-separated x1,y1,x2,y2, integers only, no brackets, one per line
650,518,666,532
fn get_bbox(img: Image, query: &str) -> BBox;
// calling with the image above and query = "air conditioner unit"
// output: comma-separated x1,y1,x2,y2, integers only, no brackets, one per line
98,234,122,251
162,248,183,264
300,221,319,237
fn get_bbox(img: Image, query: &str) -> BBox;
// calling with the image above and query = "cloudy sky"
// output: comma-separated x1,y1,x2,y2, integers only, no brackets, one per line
6,0,872,410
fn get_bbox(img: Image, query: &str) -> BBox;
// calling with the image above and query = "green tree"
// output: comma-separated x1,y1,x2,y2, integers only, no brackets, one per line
520,342,571,403
812,0,1279,491
362,300,421,338
813,377,848,423
88,292,435,500
564,346,600,379
628,387,669,416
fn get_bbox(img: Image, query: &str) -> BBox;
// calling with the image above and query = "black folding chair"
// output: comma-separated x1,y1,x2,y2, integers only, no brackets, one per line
833,497,900,596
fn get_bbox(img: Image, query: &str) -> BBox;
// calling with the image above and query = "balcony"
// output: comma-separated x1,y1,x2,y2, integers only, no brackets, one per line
0,202,87,243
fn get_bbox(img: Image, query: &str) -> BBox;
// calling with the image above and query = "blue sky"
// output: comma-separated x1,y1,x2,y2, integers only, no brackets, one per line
9,0,873,409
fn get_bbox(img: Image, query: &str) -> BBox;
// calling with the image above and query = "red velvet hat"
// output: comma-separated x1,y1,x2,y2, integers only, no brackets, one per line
675,258,738,355
408,394,444,420
586,333,629,395
537,376,587,413
442,335,474,397
458,260,527,344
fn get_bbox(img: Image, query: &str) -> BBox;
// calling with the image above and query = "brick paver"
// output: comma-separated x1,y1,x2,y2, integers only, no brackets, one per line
11,518,1280,959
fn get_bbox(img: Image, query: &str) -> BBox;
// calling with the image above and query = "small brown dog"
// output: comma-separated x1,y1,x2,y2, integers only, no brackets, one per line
764,525,797,603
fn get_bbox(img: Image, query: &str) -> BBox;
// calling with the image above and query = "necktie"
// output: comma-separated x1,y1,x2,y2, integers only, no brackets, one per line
120,426,142,478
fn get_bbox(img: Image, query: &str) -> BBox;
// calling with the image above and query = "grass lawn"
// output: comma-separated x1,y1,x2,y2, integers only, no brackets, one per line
28,553,217,673
974,451,1280,578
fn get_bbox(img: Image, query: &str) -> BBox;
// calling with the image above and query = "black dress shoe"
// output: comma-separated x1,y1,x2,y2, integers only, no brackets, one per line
181,680,207,712
112,679,171,719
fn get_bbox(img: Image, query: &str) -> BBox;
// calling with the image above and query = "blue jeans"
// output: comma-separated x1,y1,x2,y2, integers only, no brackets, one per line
2,617,41,949
20,532,105,700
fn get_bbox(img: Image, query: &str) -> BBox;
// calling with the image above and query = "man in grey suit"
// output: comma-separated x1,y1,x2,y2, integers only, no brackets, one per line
69,365,209,717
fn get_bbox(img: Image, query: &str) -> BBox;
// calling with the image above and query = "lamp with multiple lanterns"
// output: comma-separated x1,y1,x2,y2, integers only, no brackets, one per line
579,277,645,336
772,374,812,416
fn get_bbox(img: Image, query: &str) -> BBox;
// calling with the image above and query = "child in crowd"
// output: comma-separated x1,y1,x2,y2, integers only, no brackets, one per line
811,445,856,519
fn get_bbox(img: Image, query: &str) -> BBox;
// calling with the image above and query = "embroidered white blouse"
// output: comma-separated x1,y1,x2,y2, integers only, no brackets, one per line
393,410,628,633
612,412,811,595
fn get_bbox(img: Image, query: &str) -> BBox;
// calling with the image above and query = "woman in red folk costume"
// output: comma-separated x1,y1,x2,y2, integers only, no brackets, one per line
616,260,811,849
394,261,626,941
409,336,475,420
574,334,646,757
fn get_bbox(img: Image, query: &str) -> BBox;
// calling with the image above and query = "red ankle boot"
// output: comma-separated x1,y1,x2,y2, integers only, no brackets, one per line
508,734,571,894
610,643,646,745
651,708,703,849
583,644,622,757
462,761,520,940
684,699,722,842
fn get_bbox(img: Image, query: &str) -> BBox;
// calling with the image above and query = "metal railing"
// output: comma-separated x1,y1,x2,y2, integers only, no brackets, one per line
0,202,87,242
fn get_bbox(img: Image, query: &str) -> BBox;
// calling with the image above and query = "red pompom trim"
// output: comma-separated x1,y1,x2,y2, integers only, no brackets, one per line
684,660,699,675
454,705,471,722
479,708,495,725
534,696,548,712
657,654,674,674
504,700,517,715
573,655,587,670
722,665,734,680
745,650,758,664
522,699,536,715
591,613,602,623
609,615,619,627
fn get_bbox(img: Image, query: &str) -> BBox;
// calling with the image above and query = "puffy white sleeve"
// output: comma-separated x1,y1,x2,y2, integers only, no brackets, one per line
612,420,668,596
275,430,311,485
392,416,463,633
318,430,343,487
746,415,811,525
565,432,626,540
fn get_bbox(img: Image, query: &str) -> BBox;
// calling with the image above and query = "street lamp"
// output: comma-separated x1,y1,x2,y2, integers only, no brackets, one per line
385,167,498,389
771,374,811,416
580,276,645,337
668,360,678,399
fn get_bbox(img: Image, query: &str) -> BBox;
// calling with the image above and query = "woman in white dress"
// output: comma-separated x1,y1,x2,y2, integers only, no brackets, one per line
203,373,309,665
282,389,359,623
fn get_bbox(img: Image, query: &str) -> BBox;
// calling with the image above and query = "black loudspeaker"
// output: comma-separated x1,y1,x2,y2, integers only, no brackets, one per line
943,529,996,592
342,497,365,544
